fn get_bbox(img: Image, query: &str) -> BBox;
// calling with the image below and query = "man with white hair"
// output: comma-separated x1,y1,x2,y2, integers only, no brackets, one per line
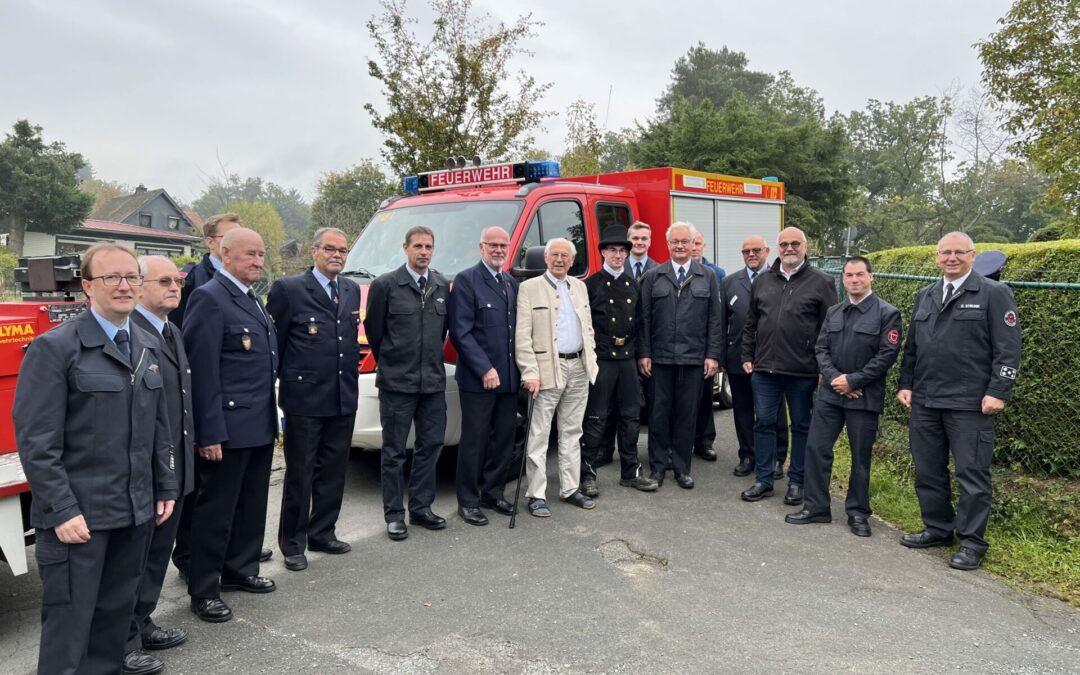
896,231,1021,570
515,238,598,517
637,222,723,489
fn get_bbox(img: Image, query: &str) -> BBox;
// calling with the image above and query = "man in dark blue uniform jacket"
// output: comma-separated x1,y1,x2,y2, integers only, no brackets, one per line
449,227,520,526
183,228,279,623
267,228,361,569
14,243,176,675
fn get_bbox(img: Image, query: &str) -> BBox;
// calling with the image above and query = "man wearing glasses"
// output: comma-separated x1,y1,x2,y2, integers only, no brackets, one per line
740,227,836,505
720,236,789,479
897,232,1021,571
14,243,176,675
449,227,520,525
267,228,361,569
124,256,195,674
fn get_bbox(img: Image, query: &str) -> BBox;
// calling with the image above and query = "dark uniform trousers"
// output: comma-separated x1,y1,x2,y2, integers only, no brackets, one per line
127,496,183,652
171,492,195,574
187,445,274,598
582,358,642,481
909,403,995,553
728,371,789,465
649,364,704,475
802,400,880,518
279,414,355,554
379,390,446,522
36,522,154,675
456,391,516,506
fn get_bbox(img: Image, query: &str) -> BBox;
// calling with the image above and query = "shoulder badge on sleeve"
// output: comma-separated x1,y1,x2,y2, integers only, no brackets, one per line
887,329,899,345
1004,310,1018,327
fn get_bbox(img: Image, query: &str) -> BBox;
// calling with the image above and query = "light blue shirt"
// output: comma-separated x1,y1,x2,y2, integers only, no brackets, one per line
311,267,336,301
545,272,583,354
481,261,501,280
209,254,223,271
218,268,251,294
405,264,428,288
134,305,166,335
89,307,129,341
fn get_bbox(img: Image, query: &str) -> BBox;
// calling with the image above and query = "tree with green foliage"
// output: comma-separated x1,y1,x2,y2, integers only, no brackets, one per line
979,0,1080,228
559,100,602,177
310,160,398,241
192,174,311,242
365,0,553,176
224,200,287,276
657,43,773,115
0,120,94,256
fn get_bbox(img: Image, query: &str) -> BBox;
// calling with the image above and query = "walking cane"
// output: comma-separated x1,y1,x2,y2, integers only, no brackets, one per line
509,394,536,529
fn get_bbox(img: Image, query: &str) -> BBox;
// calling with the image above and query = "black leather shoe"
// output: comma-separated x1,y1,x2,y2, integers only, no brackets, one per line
561,490,596,509
694,446,718,462
122,649,163,675
308,539,351,554
674,473,694,489
410,510,447,530
220,575,276,593
458,506,489,526
848,516,872,538
900,530,955,549
733,458,754,476
783,484,804,505
649,471,665,487
480,498,515,516
619,475,659,491
785,509,831,525
580,478,599,498
773,461,785,480
284,554,308,571
259,547,272,562
387,521,408,540
949,546,985,571
741,482,773,502
142,626,187,650
191,597,232,623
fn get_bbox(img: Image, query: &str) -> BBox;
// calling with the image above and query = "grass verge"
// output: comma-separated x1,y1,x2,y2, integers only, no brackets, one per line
831,419,1080,607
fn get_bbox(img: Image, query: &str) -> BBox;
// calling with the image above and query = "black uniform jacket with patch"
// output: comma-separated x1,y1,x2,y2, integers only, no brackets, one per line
816,293,902,413
585,268,639,361
898,271,1022,410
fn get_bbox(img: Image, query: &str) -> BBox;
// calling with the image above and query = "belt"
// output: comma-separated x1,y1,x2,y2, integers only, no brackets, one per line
558,351,582,360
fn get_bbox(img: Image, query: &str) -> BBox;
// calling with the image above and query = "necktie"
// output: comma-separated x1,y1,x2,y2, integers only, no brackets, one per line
635,262,643,279
329,279,339,305
495,272,506,296
749,271,756,285
162,322,178,357
114,328,131,361
418,276,427,294
677,266,686,286
944,282,955,304
247,289,267,320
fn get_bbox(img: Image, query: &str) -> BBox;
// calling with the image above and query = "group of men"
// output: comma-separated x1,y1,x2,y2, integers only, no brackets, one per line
13,210,1021,674
14,216,364,675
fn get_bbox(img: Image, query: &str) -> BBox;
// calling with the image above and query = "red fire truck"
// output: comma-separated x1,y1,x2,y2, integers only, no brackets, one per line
0,257,86,576
340,160,786,452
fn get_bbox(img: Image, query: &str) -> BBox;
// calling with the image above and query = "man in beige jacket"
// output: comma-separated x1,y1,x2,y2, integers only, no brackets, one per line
516,238,599,517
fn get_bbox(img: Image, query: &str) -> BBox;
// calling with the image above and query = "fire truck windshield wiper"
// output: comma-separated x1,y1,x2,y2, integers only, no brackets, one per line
341,268,374,278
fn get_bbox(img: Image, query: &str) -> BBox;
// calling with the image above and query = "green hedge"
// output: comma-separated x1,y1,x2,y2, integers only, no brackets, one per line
867,240,1080,477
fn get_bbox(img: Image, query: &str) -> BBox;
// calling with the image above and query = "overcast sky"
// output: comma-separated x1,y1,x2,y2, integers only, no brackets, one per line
0,0,1014,204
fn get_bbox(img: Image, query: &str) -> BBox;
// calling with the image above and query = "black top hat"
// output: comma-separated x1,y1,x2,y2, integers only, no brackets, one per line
598,225,633,253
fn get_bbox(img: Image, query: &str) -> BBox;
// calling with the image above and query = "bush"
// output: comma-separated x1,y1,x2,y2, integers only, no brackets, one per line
170,254,201,271
868,240,1080,477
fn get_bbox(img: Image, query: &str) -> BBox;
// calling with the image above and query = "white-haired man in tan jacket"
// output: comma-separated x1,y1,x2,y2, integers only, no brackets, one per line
516,238,599,517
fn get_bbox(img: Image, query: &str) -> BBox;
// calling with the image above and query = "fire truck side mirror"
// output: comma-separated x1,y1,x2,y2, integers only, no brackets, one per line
511,245,547,280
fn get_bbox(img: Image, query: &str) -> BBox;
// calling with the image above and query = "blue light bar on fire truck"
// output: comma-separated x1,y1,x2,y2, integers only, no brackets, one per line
402,160,560,194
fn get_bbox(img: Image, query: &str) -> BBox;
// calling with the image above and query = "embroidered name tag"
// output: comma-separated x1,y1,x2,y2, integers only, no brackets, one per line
959,303,982,309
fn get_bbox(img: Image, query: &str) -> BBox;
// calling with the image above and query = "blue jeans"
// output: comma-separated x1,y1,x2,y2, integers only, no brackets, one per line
751,372,816,486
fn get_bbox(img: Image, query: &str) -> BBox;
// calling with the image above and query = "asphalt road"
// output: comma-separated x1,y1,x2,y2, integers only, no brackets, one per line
2,409,1078,674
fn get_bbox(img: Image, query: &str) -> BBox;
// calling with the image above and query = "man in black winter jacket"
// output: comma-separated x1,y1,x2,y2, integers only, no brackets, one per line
740,227,837,505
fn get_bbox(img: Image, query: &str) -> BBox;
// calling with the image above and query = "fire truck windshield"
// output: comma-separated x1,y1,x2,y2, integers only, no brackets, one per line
342,200,524,279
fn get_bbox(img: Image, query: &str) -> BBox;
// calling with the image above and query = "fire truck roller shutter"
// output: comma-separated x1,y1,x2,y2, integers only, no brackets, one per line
672,196,716,262
712,200,783,273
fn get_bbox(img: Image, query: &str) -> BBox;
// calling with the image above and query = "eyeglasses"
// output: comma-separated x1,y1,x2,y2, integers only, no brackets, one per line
481,242,509,249
936,249,974,257
148,276,185,288
318,245,350,256
668,239,692,246
778,241,802,250
741,247,764,255
88,274,145,287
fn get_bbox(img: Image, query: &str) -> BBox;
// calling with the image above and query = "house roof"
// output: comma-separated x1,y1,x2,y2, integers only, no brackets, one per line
77,219,201,242
184,210,206,235
90,187,194,231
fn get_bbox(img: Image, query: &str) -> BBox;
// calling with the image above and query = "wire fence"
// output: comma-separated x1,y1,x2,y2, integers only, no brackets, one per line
811,256,1080,480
